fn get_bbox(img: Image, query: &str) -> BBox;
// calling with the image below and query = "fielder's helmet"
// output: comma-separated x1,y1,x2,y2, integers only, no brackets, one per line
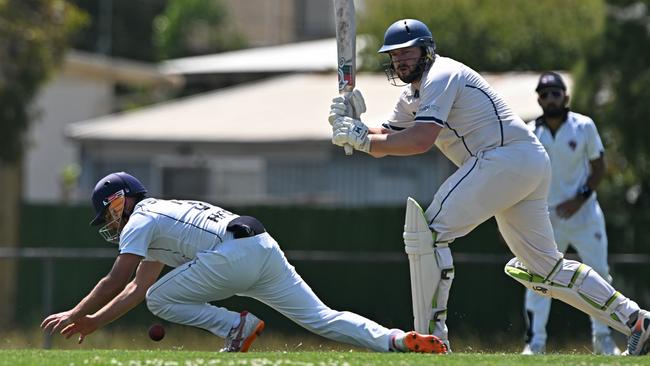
378,19,436,54
90,172,147,226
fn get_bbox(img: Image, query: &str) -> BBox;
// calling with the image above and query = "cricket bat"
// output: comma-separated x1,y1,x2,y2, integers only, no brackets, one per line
333,0,356,156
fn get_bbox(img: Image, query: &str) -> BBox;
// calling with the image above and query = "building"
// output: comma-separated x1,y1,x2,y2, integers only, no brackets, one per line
25,50,181,203
66,40,570,206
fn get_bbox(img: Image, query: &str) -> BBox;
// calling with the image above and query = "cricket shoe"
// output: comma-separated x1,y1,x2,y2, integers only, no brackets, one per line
592,334,621,355
402,331,448,354
220,311,265,352
626,310,650,356
521,342,545,355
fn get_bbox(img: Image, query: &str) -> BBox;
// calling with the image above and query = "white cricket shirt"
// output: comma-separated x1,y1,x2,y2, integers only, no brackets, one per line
118,198,238,267
529,111,604,207
384,56,537,167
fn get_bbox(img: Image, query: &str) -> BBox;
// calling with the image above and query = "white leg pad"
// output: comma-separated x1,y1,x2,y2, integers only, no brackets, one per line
505,257,631,336
404,197,454,340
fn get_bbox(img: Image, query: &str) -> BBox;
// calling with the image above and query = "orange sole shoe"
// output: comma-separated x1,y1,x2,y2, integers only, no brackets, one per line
403,331,448,354
240,320,265,352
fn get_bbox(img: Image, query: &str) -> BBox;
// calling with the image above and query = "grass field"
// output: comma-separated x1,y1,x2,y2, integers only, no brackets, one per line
2,326,649,366
2,350,650,366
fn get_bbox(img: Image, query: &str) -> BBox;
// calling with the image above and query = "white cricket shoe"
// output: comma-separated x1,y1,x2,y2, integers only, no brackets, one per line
521,342,545,355
220,311,265,352
626,310,650,356
593,333,621,355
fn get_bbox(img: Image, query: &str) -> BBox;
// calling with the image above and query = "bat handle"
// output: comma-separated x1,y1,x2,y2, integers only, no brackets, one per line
341,90,354,156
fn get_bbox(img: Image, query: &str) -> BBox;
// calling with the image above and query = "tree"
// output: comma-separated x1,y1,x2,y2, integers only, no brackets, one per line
359,0,605,72
0,0,86,324
153,0,246,60
67,0,168,62
572,0,650,254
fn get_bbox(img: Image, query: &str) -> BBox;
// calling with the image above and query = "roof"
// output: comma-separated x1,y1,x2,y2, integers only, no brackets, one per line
66,73,392,143
160,37,367,75
66,72,571,143
65,50,184,88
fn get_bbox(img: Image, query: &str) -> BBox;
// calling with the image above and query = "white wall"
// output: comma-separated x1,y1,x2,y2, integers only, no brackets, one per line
24,74,113,203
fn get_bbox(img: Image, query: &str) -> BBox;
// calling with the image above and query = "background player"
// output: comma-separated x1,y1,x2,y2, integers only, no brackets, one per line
522,72,619,355
327,18,650,355
41,172,447,354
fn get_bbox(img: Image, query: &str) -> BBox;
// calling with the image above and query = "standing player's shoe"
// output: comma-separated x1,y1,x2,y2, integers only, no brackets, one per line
220,311,265,352
402,331,448,354
593,334,621,355
626,310,650,356
521,342,545,355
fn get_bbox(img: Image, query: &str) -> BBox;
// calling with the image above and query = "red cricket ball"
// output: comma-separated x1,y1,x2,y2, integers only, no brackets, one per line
148,324,165,341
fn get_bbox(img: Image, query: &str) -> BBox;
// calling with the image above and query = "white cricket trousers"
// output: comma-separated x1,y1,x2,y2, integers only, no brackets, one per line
426,140,562,274
425,140,638,335
145,232,399,352
525,198,613,345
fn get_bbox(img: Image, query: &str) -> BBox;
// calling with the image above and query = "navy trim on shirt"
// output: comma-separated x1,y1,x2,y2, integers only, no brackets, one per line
147,247,192,260
444,121,474,157
415,115,445,125
382,122,406,131
465,84,504,146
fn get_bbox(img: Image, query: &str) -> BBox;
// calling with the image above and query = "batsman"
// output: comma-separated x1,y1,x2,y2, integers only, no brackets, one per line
327,18,650,355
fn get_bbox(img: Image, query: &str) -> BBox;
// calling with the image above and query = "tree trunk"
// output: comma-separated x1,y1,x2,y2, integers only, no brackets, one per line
0,160,21,326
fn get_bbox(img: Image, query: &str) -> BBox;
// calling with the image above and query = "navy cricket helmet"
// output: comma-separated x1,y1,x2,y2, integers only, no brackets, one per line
90,172,147,226
378,19,436,54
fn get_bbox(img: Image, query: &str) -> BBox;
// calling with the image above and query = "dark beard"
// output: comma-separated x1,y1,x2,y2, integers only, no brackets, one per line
397,63,425,84
543,106,565,118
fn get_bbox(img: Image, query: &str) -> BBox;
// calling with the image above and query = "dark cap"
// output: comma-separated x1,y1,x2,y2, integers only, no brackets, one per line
535,72,566,92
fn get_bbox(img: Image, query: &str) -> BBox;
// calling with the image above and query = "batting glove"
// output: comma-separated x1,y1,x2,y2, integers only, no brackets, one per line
332,116,371,153
328,89,367,125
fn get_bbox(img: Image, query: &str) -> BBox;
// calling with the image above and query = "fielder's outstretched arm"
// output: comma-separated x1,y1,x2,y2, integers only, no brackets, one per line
40,253,142,334
61,259,165,343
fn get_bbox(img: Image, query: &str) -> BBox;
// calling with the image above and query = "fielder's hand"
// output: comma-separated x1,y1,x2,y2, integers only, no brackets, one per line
61,315,99,344
332,116,371,153
328,89,367,125
41,310,77,335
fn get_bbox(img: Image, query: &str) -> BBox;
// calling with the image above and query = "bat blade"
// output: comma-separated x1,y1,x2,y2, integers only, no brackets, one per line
334,0,356,93
333,0,356,155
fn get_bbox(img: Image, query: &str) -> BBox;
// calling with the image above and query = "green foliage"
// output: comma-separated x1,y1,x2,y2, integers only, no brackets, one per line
0,0,87,163
572,0,650,251
153,0,246,60
359,0,605,72
67,0,167,62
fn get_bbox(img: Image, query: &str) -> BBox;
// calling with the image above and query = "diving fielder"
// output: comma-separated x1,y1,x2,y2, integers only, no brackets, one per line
523,72,619,355
327,19,650,355
41,172,446,354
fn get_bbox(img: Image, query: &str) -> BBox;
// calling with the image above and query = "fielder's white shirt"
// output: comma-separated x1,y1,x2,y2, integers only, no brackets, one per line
529,111,604,207
118,198,238,267
384,56,537,167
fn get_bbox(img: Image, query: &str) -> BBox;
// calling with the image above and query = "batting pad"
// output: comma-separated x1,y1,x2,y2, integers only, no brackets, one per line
505,257,631,336
403,197,454,340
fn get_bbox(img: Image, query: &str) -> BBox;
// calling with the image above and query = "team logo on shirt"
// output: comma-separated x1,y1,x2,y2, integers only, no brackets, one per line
568,140,577,151
418,104,439,113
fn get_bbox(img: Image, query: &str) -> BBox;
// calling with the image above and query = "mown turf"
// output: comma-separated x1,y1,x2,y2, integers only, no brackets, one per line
2,350,650,366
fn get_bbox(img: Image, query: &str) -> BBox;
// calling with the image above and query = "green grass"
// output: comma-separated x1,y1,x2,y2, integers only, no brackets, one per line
2,327,648,365
2,350,650,366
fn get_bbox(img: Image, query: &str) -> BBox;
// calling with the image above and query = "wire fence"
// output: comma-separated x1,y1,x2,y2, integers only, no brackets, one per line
1,247,648,349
